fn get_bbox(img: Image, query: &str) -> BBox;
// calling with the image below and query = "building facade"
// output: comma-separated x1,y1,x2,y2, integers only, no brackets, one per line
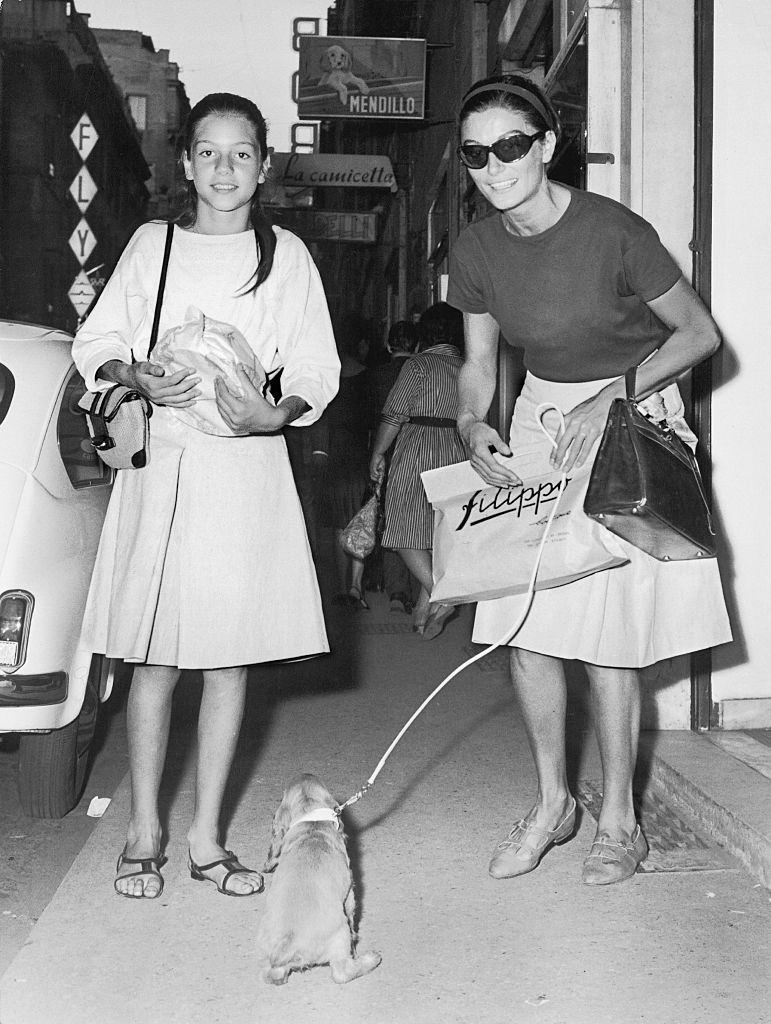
0,0,149,331
89,27,190,221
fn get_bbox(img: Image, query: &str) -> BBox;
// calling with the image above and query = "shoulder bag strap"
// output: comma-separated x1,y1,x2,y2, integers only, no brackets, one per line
146,221,174,358
625,365,638,402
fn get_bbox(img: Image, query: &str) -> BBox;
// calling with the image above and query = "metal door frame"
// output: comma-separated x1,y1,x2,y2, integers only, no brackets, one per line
689,0,716,730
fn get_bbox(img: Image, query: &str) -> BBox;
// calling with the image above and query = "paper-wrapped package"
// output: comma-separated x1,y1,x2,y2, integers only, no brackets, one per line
152,306,268,435
421,449,628,604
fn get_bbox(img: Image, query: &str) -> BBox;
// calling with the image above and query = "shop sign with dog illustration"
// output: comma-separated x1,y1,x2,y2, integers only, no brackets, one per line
297,36,426,120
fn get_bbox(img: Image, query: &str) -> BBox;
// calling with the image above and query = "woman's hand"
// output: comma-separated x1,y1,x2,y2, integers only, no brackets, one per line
462,420,522,487
369,452,386,484
214,363,286,434
122,360,201,407
550,383,621,472
369,418,401,483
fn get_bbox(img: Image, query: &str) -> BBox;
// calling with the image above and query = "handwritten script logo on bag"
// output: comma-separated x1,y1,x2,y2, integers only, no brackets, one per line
455,477,572,531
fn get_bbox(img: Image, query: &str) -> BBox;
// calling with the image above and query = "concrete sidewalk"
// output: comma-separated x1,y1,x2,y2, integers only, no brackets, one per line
1,594,769,1024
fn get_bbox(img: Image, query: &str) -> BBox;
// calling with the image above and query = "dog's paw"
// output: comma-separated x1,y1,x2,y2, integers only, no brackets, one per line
330,950,382,983
264,966,290,986
359,950,382,972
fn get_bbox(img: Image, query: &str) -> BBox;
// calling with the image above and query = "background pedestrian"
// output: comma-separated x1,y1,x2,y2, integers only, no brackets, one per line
369,302,466,638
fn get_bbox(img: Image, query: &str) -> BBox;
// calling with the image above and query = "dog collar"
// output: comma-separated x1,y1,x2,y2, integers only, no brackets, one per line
291,808,341,830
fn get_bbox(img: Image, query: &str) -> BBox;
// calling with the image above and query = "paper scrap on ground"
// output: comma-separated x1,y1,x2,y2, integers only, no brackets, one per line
525,994,549,1006
86,796,111,818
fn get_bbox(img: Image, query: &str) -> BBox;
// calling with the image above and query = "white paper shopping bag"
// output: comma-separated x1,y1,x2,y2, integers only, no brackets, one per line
421,448,627,605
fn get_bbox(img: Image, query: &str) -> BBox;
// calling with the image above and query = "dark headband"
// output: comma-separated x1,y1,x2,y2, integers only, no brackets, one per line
460,83,554,131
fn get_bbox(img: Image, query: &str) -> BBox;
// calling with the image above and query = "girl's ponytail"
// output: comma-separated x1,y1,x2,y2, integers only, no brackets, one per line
247,192,277,292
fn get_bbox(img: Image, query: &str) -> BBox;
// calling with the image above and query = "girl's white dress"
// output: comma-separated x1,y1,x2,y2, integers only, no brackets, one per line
72,222,340,669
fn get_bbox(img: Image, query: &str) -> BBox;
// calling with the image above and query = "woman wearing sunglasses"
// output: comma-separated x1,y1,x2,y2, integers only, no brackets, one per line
447,74,731,885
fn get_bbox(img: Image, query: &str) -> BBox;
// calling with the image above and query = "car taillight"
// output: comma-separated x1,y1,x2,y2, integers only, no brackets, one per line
0,591,33,671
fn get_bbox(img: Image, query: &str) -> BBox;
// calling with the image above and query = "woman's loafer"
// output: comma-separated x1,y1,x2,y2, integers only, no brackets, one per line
582,824,648,885
488,797,577,879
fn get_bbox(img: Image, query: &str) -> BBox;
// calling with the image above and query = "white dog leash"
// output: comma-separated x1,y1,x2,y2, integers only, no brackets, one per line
336,405,568,815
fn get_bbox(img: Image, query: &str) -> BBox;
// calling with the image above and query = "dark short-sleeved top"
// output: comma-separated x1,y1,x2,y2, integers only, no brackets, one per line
446,185,682,382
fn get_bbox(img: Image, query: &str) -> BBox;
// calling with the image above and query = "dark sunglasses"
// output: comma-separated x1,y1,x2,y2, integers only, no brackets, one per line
458,130,546,170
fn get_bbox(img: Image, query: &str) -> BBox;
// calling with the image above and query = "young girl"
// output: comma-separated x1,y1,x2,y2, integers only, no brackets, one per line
72,93,340,899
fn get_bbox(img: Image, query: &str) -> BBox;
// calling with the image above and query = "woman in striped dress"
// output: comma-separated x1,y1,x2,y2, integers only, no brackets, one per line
369,303,466,638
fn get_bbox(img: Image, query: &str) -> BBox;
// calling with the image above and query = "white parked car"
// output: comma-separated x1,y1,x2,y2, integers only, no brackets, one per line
0,321,114,817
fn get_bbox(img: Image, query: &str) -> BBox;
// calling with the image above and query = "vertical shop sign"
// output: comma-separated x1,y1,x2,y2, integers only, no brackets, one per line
67,270,96,318
68,115,99,318
70,115,99,160
69,165,98,213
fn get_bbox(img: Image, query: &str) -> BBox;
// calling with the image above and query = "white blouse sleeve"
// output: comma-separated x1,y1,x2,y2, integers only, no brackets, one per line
71,225,153,392
271,230,340,427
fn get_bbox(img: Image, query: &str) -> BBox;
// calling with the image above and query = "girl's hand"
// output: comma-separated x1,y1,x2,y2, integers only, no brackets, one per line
463,421,522,487
127,361,201,407
550,388,617,472
214,363,285,434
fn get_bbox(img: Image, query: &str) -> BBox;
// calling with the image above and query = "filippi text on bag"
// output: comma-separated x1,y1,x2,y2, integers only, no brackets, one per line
454,475,565,531
422,452,628,605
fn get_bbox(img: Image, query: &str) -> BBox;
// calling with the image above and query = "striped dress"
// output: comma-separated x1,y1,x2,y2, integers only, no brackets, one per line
380,344,465,550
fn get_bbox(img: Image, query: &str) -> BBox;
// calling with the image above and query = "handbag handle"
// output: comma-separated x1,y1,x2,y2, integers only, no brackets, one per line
144,221,174,361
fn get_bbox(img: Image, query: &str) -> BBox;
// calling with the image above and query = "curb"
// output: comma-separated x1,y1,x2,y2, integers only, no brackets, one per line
647,749,771,889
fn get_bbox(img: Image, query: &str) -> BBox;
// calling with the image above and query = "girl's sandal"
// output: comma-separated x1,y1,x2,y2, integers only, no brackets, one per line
114,848,167,899
188,850,264,897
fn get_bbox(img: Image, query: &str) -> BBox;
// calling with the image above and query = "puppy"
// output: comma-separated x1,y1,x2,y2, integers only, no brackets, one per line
319,45,371,105
258,773,381,985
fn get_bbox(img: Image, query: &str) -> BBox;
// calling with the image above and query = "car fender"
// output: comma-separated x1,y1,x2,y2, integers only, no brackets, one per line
0,477,109,732
0,333,72,474
0,328,114,738
0,464,27,569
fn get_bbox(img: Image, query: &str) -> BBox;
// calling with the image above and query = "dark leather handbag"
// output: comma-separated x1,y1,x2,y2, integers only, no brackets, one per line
583,366,717,561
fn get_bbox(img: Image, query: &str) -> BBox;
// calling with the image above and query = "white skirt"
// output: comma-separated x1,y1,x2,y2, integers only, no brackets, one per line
472,373,733,667
81,407,328,669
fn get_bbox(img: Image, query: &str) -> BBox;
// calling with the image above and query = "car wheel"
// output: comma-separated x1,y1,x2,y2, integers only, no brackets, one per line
17,655,102,819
